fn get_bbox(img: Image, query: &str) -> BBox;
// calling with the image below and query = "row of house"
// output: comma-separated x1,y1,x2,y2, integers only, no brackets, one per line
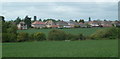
17,20,120,30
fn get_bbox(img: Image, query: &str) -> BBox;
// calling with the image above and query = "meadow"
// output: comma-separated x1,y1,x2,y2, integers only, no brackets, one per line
2,40,118,57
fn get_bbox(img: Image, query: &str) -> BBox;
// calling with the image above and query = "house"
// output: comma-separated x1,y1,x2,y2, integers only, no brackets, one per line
17,21,27,30
31,21,46,28
88,21,101,27
79,22,87,28
101,21,113,27
45,20,58,28
112,21,120,27
67,21,79,27
56,21,69,28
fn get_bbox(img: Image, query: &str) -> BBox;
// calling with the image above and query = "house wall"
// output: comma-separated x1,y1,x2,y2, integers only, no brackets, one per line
32,24,45,28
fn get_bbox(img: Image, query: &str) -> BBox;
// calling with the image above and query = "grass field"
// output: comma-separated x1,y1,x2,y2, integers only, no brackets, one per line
17,28,105,36
2,40,118,57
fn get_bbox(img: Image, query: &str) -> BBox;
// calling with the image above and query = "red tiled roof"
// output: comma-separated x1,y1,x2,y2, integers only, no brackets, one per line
32,21,45,24
51,25,59,27
79,22,84,24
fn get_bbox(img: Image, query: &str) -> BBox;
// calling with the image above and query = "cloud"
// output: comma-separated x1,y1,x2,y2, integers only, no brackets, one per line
1,0,119,2
2,2,118,21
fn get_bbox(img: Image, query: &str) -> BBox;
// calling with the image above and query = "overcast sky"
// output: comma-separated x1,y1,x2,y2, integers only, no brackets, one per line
0,1,118,21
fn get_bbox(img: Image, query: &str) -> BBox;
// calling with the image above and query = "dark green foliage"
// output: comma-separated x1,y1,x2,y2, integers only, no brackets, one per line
48,29,66,40
78,33,85,40
66,33,79,40
33,32,46,41
90,27,118,39
17,32,29,42
24,15,31,28
117,28,120,39
89,17,91,21
79,19,84,23
39,19,42,21
75,20,78,23
29,33,34,41
7,24,17,34
74,25,80,28
14,17,21,24
2,33,16,42
43,19,56,22
2,21,17,42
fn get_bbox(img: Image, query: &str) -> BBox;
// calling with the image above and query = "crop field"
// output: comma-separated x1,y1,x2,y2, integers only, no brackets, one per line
17,28,105,36
2,40,118,57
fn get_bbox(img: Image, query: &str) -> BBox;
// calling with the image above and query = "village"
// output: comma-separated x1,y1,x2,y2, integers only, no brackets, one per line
17,16,120,30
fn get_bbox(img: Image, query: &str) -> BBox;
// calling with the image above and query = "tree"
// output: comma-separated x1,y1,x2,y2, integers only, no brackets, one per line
43,19,47,22
2,21,17,42
75,20,78,23
7,24,17,34
70,20,73,21
79,19,84,23
89,17,91,21
24,15,31,28
34,16,37,21
39,19,42,21
0,16,5,22
34,32,46,41
14,17,21,24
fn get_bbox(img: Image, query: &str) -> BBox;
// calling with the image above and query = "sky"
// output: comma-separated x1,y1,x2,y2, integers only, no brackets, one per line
0,0,119,21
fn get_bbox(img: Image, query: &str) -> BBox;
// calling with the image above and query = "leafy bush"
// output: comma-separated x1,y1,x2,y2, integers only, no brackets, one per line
48,29,66,40
29,33,34,41
2,33,17,42
117,28,120,39
17,32,28,42
74,25,80,28
66,33,79,40
90,27,118,39
33,32,46,41
78,33,85,40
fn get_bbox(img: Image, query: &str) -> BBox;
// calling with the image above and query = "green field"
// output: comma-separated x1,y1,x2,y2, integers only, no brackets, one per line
17,28,105,36
2,40,118,57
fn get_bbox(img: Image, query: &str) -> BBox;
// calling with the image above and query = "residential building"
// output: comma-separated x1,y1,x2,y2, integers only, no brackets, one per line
56,21,69,28
31,21,46,28
17,21,27,30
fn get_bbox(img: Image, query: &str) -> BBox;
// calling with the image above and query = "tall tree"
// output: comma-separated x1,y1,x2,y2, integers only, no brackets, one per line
75,20,78,23
24,15,31,28
14,17,21,24
89,17,91,21
34,16,37,21
0,16,5,22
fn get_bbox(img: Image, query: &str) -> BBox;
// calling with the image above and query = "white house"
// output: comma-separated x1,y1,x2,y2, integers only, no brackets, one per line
17,22,27,30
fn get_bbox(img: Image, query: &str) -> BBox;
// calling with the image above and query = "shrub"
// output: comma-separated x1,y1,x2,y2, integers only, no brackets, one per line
29,33,34,41
74,25,80,28
66,33,79,40
90,27,118,39
78,33,85,40
2,33,17,42
48,29,66,40
117,28,120,39
17,32,28,42
33,32,46,41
